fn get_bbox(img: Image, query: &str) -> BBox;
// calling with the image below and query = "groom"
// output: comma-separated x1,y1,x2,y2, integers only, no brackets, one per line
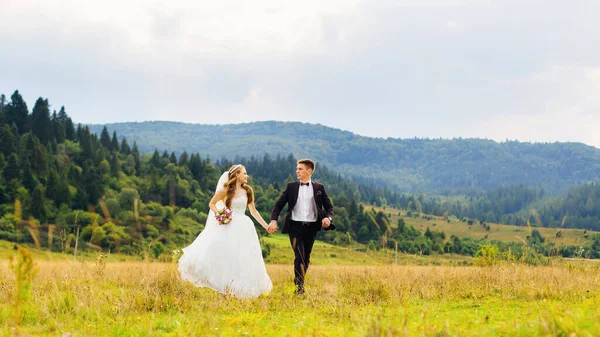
268,159,334,295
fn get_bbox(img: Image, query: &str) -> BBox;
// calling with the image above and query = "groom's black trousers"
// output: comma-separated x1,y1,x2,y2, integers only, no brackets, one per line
289,221,317,288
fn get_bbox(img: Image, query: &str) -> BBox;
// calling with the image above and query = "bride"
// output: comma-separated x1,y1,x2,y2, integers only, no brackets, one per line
178,164,273,298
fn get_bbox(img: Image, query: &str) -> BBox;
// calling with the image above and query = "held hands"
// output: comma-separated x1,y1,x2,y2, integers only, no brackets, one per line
267,221,278,234
265,219,330,233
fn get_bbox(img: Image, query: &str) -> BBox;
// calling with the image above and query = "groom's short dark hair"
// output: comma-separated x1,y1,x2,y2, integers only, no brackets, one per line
298,159,315,171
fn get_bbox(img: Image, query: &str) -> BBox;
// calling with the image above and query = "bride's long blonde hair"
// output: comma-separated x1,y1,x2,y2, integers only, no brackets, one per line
223,165,254,209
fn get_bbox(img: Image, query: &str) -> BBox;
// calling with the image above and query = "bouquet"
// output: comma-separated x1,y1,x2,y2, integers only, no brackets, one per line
215,208,233,225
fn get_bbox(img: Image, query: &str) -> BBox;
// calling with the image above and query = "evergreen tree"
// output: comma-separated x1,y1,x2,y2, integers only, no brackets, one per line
5,90,29,134
415,200,422,214
349,198,359,218
131,142,141,175
57,106,68,122
0,94,6,124
3,153,19,182
31,184,47,222
73,188,88,210
45,168,60,207
424,227,433,239
148,149,162,169
31,97,53,143
0,124,16,156
0,154,5,203
140,170,159,202
65,117,76,140
111,131,119,152
109,153,120,177
100,126,111,149
67,164,81,186
81,160,104,205
76,123,83,140
56,121,66,144
56,175,71,208
79,126,94,160
10,123,18,139
201,158,216,190
120,137,131,155
21,160,38,192
52,110,66,143
22,133,48,177
169,152,177,164
189,153,202,181
178,151,189,166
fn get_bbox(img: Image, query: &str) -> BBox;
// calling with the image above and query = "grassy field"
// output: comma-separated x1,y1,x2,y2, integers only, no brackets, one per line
0,239,143,262
364,205,595,246
263,234,474,266
2,243,600,336
0,233,474,267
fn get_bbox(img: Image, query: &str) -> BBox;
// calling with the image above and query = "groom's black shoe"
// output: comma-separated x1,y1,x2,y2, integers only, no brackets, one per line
295,285,305,295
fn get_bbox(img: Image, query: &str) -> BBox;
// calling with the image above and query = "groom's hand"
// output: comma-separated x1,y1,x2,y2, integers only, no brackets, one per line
322,217,331,229
268,221,278,234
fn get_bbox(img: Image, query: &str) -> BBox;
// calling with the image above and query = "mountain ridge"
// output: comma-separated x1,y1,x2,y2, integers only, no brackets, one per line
87,120,600,194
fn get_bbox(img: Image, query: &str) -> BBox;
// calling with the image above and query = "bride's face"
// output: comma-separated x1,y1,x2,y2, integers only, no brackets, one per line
237,168,249,184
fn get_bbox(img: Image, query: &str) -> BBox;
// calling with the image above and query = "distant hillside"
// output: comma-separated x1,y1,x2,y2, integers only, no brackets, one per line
88,121,600,194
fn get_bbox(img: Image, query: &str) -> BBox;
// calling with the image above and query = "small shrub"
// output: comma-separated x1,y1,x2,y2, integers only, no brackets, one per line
9,247,38,327
474,244,499,266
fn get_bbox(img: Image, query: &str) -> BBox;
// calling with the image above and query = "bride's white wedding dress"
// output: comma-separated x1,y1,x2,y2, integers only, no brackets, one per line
178,194,273,298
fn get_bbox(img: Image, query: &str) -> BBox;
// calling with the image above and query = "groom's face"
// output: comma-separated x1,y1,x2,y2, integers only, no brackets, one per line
296,164,312,182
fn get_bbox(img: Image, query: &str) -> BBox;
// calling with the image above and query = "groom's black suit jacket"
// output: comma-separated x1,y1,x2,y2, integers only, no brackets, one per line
270,181,335,234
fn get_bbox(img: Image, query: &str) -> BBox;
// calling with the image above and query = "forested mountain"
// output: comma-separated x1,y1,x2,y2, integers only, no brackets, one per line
0,90,435,257
1,90,600,260
88,121,600,195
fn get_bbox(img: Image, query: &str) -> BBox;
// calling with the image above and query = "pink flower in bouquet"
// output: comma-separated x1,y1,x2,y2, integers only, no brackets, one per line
215,208,233,225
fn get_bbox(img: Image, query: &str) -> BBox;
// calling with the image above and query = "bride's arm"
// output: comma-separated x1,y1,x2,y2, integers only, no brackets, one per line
208,189,227,214
248,202,269,230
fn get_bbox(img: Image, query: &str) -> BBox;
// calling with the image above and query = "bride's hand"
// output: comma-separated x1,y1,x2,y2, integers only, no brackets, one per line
266,222,277,234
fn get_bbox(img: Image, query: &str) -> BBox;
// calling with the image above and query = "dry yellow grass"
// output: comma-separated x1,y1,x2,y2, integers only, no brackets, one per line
1,256,599,336
365,206,595,246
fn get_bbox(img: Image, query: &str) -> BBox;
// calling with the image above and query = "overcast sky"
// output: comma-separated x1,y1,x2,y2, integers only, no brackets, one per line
1,0,599,148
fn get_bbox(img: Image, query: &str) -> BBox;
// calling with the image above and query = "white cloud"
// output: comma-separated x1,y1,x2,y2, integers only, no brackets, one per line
474,109,599,147
2,0,363,57
1,0,600,148
471,66,600,147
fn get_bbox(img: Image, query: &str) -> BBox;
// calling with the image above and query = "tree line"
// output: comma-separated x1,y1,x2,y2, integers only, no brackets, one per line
1,90,599,260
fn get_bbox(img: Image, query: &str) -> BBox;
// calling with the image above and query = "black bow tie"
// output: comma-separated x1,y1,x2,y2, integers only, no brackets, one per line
300,182,310,186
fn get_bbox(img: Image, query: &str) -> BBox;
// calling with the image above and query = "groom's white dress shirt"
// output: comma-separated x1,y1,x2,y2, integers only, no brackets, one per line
291,181,317,222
